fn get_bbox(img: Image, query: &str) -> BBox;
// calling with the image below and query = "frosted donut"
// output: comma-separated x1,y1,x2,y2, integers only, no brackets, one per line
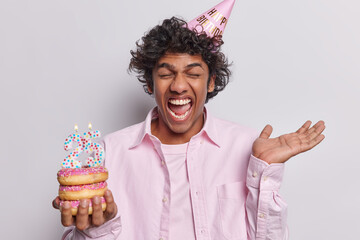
57,166,109,215
60,197,107,216
59,182,108,201
57,166,108,186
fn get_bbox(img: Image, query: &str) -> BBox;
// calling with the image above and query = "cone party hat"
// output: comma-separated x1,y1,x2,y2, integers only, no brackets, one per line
187,0,235,38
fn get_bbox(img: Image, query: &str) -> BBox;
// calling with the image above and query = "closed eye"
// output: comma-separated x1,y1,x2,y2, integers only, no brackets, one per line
187,73,201,78
159,74,174,78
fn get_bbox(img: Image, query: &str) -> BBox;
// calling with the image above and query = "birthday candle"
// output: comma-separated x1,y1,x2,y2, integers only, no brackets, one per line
83,122,101,144
62,123,104,168
64,133,82,151
83,122,105,167
84,142,105,167
62,145,83,168
62,125,83,168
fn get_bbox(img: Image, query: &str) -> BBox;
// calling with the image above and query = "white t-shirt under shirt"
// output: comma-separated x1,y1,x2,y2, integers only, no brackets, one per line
161,142,196,240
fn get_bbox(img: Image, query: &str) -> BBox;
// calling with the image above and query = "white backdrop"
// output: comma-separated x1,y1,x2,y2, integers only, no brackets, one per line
1,0,359,239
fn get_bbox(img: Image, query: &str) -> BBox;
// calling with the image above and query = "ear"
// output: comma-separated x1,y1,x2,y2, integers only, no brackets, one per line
147,83,153,94
207,75,215,93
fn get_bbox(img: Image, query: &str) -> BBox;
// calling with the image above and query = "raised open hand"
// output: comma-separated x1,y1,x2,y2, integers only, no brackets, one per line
252,121,325,164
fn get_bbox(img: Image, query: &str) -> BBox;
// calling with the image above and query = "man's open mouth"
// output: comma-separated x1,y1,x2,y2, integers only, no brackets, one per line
167,98,192,120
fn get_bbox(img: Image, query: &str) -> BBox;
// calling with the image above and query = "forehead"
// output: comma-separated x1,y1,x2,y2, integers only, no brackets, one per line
155,53,208,70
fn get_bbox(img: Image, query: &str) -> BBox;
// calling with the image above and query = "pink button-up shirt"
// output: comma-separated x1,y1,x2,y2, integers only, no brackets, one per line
63,108,288,240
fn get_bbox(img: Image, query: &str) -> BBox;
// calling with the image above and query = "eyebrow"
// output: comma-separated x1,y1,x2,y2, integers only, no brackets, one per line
156,62,204,70
185,63,204,70
157,63,174,69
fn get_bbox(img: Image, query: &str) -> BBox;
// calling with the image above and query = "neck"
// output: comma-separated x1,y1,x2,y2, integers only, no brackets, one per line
151,112,204,145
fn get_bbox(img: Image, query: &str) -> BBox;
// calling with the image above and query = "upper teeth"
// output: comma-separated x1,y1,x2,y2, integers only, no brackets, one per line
169,99,191,105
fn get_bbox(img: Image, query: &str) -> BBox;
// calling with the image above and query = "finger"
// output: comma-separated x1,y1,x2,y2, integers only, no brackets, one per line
61,201,74,227
103,190,117,221
312,134,325,146
307,121,326,141
305,120,323,134
52,197,60,210
296,121,312,134
76,199,91,231
91,196,105,227
302,134,325,152
259,124,273,139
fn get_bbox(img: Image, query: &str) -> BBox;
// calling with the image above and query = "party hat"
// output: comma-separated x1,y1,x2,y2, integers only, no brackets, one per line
187,0,235,38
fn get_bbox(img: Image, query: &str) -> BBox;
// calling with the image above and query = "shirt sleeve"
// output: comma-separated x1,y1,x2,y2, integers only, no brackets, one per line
61,216,122,240
245,155,289,240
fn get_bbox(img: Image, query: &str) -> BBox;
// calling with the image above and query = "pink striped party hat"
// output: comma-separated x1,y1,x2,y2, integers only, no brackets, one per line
187,0,236,38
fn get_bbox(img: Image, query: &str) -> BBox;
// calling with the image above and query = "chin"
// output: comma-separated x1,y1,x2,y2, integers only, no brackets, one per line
167,122,192,134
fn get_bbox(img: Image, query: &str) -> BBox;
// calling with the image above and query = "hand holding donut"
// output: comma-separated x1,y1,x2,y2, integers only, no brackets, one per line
53,190,118,230
54,124,115,230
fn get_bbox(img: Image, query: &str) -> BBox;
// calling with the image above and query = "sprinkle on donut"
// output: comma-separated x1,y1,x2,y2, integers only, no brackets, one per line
59,181,107,192
57,166,108,177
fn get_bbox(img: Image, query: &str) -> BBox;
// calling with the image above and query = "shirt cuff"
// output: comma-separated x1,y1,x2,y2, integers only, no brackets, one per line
75,216,122,239
246,155,285,191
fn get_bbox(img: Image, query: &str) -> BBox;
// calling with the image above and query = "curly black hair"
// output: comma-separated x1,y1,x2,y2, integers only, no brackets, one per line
129,17,231,103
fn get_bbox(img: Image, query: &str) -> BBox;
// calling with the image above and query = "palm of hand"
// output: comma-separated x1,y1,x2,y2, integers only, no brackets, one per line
252,121,325,164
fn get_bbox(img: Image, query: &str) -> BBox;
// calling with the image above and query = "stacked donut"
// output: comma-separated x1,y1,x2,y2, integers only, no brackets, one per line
57,166,109,215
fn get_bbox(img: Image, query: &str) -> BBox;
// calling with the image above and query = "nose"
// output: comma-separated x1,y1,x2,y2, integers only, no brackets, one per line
170,73,188,94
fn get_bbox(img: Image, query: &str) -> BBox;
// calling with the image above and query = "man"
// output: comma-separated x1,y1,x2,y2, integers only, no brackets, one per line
54,16,325,240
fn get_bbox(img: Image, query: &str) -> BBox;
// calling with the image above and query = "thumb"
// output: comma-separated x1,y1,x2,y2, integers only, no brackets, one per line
52,197,60,210
259,124,273,139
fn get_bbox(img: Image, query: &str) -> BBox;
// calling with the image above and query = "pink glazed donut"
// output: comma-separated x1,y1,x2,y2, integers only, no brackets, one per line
57,166,108,185
59,197,107,216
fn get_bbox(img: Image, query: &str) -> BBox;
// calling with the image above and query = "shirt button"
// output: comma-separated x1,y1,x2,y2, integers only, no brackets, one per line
162,197,167,203
259,213,265,219
200,140,204,144
201,229,206,234
159,238,164,240
252,172,258,178
161,160,165,166
263,176,268,181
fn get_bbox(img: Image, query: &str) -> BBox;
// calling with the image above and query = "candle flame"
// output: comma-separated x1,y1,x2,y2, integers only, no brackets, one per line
74,124,79,132
88,122,92,130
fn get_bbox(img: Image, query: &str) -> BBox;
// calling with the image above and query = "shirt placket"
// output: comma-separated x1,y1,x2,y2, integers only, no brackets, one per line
187,139,211,240
152,139,171,240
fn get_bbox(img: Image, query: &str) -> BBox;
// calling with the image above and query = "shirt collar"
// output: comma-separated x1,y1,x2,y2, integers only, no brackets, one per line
201,108,220,148
129,106,220,149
